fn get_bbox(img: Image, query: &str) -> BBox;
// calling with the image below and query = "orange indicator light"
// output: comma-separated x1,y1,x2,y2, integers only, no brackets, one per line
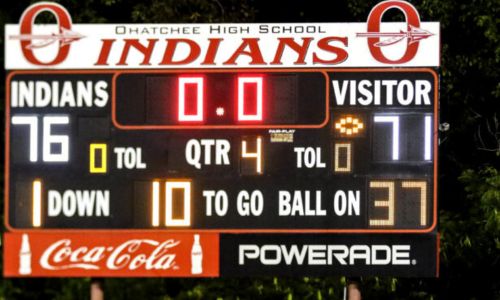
335,116,364,136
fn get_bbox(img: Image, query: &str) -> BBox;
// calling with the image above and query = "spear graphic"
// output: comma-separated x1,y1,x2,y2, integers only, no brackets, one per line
9,27,85,49
356,25,434,47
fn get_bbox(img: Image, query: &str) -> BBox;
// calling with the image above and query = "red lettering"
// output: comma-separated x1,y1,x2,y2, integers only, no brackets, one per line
160,38,201,65
313,37,348,64
118,39,158,66
94,39,115,66
271,37,313,65
201,38,223,65
223,38,266,65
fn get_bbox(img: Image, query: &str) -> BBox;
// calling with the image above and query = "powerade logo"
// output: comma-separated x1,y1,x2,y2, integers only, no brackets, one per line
239,244,414,266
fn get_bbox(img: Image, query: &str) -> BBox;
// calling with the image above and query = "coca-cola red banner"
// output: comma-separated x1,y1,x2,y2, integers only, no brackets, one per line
3,232,219,277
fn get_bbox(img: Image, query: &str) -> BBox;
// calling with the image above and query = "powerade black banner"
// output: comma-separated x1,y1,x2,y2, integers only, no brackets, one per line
220,234,438,277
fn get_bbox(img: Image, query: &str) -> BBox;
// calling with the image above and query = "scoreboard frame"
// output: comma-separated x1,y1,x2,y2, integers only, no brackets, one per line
4,67,439,234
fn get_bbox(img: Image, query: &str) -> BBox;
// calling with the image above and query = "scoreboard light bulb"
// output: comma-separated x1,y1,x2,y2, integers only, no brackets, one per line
216,107,225,117
335,116,364,136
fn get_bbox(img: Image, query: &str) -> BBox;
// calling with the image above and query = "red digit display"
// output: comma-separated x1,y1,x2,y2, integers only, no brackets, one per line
238,76,263,122
178,77,204,122
114,71,327,128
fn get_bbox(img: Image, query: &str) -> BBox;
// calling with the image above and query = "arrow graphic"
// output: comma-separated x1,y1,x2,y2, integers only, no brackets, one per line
356,25,434,47
9,28,85,49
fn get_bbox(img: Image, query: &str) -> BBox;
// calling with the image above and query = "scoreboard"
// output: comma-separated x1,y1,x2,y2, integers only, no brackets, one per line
7,69,437,231
3,1,440,277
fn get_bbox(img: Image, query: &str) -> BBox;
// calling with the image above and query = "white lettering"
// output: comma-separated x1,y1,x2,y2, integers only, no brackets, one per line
47,189,110,217
10,80,109,108
239,244,412,266
332,79,433,106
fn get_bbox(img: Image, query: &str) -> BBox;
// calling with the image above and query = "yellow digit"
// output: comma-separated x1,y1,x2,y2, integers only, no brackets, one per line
241,136,263,174
402,181,427,226
369,181,395,226
334,143,352,172
32,179,42,227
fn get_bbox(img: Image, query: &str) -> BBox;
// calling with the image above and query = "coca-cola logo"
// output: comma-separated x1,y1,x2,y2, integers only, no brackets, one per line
39,239,180,271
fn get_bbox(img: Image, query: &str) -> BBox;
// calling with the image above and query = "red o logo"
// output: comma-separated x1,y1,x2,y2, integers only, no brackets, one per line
19,2,73,65
366,0,421,64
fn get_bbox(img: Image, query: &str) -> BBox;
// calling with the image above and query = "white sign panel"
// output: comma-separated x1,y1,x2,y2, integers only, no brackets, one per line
5,2,439,69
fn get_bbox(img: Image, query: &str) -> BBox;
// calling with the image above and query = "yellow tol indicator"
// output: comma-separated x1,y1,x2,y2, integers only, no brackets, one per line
90,143,107,173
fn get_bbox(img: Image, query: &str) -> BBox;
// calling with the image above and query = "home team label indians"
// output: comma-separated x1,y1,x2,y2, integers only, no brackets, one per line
4,1,440,277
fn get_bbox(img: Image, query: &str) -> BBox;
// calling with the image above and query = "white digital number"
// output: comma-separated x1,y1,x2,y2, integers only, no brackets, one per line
43,116,69,162
11,115,38,162
374,114,432,161
424,116,432,161
11,115,70,163
374,115,400,160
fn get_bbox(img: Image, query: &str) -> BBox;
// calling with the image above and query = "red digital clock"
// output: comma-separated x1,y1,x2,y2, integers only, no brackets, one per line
113,70,328,129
